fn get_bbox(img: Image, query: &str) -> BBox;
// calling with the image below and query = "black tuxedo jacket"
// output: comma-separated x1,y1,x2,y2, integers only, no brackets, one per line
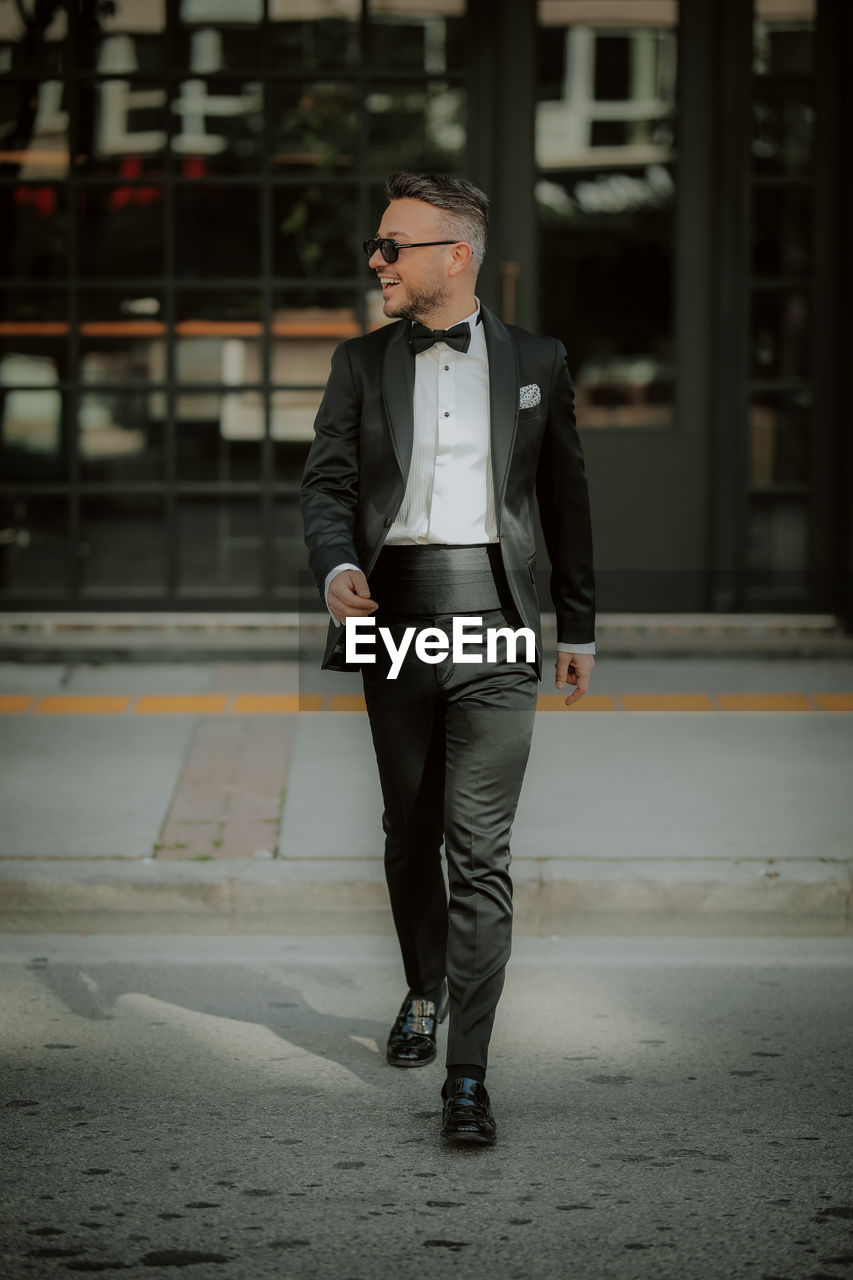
300,305,595,676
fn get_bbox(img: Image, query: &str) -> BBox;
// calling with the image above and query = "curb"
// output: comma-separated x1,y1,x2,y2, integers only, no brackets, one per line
1,858,849,937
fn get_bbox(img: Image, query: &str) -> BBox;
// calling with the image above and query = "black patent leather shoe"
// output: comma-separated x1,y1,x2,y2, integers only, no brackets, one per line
386,986,448,1068
440,1077,497,1146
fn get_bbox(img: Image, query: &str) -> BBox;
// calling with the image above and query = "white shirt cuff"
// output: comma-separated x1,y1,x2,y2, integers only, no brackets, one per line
323,563,361,625
557,641,596,655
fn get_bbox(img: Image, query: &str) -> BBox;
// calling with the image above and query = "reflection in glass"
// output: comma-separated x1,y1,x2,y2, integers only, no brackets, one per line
78,393,165,483
273,494,308,604
270,0,361,71
367,83,465,175
175,186,260,277
368,0,465,73
0,388,65,481
0,497,68,594
536,3,677,428
175,337,262,385
176,394,262,481
77,81,167,175
0,4,67,74
83,0,166,74
0,291,67,388
177,498,262,594
77,185,164,278
79,496,165,594
269,82,359,172
1,185,67,280
752,92,814,175
274,185,358,278
751,289,811,381
749,389,811,489
0,79,68,178
79,291,164,385
271,389,323,445
746,500,808,592
177,0,263,70
172,80,263,173
754,0,816,77
752,185,813,278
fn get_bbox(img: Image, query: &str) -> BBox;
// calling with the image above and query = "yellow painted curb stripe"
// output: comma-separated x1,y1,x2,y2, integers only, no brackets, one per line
716,693,813,713
538,693,617,712
36,695,131,715
813,692,853,713
622,693,715,713
135,694,228,714
3,692,852,715
0,695,35,713
327,693,367,713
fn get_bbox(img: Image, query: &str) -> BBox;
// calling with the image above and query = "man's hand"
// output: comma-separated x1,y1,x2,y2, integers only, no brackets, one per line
328,568,378,621
555,651,595,706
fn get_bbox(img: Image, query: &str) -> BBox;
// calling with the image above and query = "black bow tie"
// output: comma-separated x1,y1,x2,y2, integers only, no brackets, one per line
410,321,471,355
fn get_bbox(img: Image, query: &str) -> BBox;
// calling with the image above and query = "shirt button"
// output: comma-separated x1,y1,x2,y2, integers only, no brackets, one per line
444,365,449,371
444,411,450,418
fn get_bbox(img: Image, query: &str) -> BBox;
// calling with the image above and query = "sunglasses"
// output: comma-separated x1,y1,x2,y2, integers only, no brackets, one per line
362,237,459,264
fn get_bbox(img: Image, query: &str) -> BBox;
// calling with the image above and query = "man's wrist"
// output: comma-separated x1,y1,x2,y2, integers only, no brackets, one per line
324,562,361,624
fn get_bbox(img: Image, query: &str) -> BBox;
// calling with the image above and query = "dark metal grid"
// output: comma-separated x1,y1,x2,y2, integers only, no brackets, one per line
1,0,469,609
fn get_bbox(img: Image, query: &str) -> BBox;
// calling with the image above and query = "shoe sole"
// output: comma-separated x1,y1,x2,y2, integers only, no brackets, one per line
441,1128,496,1146
386,1052,437,1067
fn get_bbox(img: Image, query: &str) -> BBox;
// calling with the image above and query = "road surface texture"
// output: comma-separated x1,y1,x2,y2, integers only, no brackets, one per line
1,934,851,1280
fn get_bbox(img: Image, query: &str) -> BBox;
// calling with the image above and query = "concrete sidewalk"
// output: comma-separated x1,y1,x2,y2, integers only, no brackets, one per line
0,657,851,935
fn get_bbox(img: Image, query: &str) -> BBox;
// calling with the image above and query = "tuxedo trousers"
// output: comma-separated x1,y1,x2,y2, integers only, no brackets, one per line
361,608,538,1069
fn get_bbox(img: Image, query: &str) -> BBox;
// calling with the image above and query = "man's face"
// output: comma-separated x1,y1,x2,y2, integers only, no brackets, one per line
368,198,453,322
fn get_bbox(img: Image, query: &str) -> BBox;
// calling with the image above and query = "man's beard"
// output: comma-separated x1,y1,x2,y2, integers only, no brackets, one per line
385,277,451,324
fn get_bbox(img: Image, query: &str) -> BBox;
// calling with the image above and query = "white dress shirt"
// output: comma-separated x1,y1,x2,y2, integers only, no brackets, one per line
324,301,594,654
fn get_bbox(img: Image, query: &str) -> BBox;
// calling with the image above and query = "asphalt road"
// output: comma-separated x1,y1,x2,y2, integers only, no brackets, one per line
1,934,852,1280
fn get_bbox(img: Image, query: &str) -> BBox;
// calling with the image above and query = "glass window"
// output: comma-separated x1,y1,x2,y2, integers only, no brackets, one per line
749,388,811,489
0,496,69,594
536,2,677,428
176,498,263,594
0,78,69,179
79,292,165,385
0,3,68,74
77,185,164,279
80,0,167,74
268,82,359,174
78,496,165,595
172,80,263,174
753,0,816,76
77,81,167,176
176,0,263,71
1,184,67,280
176,393,262,480
78,392,166,483
175,185,261,277
750,288,812,381
368,0,466,73
751,185,813,278
273,184,359,278
367,83,466,175
0,387,67,482
270,0,362,71
0,291,67,388
752,89,815,176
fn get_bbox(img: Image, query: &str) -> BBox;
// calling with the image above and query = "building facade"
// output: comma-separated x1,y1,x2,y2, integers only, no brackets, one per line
1,0,850,619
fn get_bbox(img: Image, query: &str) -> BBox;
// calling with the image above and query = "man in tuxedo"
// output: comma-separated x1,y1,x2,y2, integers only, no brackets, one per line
301,172,595,1145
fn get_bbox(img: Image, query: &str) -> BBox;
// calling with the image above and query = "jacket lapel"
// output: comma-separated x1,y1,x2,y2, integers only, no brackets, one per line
481,307,520,525
381,320,415,482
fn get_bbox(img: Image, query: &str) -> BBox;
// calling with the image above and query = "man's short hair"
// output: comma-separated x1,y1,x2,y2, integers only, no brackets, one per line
385,171,489,267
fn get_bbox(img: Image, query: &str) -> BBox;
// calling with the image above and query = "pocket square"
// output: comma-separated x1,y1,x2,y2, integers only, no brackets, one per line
519,383,541,410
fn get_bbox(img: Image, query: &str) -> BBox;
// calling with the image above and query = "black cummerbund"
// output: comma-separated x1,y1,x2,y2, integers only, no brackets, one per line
369,543,513,616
